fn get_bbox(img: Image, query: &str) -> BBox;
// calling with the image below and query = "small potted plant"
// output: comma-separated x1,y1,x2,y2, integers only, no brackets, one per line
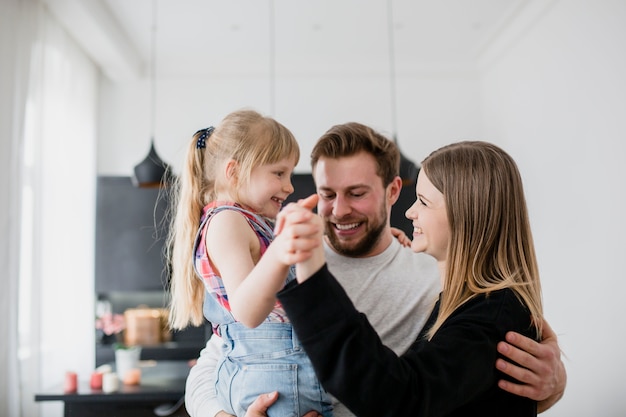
95,312,126,346
95,312,142,382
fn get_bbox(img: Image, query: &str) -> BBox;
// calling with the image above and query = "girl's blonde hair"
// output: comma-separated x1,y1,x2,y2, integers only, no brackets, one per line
423,141,543,340
166,109,299,329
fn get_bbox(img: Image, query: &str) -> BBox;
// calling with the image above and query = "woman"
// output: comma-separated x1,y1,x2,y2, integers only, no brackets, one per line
273,141,544,417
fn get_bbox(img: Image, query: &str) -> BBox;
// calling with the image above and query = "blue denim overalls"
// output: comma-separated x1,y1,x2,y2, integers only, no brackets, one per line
195,205,333,417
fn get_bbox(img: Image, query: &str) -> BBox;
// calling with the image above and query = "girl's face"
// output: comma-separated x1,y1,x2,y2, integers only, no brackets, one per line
405,170,450,262
238,156,296,219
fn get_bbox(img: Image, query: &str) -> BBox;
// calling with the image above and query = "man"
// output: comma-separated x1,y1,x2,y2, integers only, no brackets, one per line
185,122,566,417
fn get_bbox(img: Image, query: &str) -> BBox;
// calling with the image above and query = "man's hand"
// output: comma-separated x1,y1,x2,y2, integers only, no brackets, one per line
244,392,279,417
244,392,320,417
496,318,566,413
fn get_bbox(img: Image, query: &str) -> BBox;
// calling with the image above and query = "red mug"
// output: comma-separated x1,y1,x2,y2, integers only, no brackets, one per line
90,372,103,390
64,371,78,393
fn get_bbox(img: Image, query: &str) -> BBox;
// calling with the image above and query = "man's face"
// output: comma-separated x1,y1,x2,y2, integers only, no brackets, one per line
313,152,397,257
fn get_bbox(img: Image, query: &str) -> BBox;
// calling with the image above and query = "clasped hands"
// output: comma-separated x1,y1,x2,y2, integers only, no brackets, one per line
273,194,325,283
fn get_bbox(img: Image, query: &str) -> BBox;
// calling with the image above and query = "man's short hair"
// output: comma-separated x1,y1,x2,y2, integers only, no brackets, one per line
311,122,400,186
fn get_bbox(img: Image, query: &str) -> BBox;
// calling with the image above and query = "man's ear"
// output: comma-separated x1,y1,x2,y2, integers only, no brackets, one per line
387,176,403,206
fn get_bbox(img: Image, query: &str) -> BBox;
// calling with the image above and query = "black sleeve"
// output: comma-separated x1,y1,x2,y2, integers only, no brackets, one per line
278,264,532,417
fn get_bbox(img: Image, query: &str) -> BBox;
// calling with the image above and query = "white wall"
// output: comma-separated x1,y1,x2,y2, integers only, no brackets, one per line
97,70,482,176
480,0,626,415
96,0,626,415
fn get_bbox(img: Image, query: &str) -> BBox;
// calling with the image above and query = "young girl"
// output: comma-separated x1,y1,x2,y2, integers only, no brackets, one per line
167,109,332,417
273,140,545,417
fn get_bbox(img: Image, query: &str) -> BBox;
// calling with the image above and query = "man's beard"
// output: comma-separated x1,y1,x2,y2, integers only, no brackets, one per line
324,204,388,257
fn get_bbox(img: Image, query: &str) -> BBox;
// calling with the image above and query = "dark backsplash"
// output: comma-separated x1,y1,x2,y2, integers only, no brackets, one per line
95,176,206,366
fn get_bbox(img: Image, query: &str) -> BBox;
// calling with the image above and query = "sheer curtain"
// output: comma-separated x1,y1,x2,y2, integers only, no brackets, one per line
0,0,28,414
1,1,98,416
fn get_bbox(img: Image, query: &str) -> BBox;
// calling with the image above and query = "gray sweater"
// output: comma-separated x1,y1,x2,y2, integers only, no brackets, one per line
184,239,440,417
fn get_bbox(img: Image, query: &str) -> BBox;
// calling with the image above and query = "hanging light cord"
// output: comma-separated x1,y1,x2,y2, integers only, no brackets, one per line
387,0,398,140
268,0,276,116
150,0,157,141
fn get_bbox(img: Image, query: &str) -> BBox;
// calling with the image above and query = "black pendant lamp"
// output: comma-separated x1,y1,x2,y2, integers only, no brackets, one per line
132,0,171,188
132,139,170,188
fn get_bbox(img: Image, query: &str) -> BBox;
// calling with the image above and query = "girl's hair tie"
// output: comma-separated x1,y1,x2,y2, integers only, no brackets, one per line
196,126,215,149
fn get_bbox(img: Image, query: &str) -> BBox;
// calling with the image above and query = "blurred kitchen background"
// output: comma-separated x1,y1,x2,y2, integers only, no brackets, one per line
1,0,625,416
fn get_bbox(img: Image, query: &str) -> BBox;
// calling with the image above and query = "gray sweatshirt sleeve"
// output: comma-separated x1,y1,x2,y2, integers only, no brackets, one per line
185,336,224,417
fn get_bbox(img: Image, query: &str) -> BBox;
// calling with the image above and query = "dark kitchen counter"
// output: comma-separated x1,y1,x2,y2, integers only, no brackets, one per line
96,340,206,368
35,360,192,417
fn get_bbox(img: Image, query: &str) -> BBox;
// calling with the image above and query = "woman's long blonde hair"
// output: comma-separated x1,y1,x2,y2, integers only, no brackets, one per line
166,109,299,330
424,141,543,340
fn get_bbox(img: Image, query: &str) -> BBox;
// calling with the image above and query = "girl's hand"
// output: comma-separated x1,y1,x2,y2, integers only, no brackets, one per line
275,194,326,281
275,194,319,235
273,194,323,267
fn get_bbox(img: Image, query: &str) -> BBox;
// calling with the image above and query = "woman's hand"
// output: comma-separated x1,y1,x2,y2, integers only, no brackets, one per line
391,227,411,247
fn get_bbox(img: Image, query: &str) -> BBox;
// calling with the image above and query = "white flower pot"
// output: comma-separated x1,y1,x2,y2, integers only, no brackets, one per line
115,346,142,381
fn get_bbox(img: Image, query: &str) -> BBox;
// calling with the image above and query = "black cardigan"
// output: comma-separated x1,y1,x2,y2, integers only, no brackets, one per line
278,264,538,417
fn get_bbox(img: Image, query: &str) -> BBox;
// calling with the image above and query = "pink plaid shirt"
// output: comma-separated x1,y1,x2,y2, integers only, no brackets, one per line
194,202,290,332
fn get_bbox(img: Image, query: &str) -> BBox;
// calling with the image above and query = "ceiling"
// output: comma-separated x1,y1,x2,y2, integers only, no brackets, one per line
45,0,529,82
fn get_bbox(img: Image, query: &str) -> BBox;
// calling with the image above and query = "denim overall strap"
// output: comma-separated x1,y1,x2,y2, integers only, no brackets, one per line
219,321,303,355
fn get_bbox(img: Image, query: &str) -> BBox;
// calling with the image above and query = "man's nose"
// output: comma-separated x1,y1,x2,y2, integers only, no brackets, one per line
332,195,351,218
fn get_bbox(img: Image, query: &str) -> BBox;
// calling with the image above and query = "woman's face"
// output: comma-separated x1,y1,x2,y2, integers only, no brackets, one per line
405,170,450,262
